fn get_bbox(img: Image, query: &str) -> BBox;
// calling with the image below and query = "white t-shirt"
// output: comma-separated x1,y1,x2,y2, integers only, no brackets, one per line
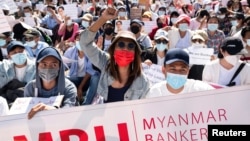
77,56,85,77
15,66,27,82
218,65,240,86
146,79,214,98
157,54,165,66
175,32,192,49
103,39,112,52
0,96,8,116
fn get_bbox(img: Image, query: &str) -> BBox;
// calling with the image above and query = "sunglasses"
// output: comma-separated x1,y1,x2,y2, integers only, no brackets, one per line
192,39,204,43
155,39,168,44
116,41,136,50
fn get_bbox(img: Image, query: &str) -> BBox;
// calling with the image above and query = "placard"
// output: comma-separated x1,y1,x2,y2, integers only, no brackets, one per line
142,63,165,85
0,9,11,33
186,47,214,65
130,8,142,20
62,4,78,19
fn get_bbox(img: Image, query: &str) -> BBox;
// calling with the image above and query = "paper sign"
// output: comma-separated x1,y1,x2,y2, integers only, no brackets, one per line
0,0,18,14
142,21,157,34
0,85,249,141
0,9,11,33
35,3,46,12
142,63,165,85
114,20,130,33
63,4,78,19
130,8,142,20
187,47,214,65
36,26,53,36
9,95,64,115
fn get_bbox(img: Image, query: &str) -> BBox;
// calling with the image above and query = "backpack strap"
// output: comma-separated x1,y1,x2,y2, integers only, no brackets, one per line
228,63,246,85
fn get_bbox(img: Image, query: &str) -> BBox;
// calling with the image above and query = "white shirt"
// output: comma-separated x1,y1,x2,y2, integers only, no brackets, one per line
15,66,27,82
146,79,214,98
157,54,165,66
175,32,192,49
77,56,85,77
0,96,9,116
218,64,240,86
104,39,111,52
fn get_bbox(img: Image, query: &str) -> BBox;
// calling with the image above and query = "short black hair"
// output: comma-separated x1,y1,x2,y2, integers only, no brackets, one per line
241,26,250,37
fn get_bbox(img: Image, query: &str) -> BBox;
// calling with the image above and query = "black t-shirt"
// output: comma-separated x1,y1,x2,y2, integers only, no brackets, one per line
63,28,73,41
105,85,130,103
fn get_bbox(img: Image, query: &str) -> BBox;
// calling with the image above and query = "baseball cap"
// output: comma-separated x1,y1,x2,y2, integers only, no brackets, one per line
176,14,190,25
7,40,25,53
130,19,144,27
154,29,169,41
23,29,41,37
220,37,248,55
0,31,12,38
164,48,189,65
110,30,141,53
37,47,61,62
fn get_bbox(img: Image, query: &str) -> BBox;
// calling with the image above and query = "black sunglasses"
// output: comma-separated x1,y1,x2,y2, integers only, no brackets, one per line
116,41,136,50
24,37,34,41
155,39,168,44
192,39,203,43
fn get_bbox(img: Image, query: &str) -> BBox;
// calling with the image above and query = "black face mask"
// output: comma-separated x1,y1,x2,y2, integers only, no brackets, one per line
104,27,114,35
130,26,140,34
157,22,163,28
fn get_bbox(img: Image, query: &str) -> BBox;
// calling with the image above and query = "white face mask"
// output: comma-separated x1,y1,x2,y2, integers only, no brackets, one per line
178,23,189,32
192,43,205,48
24,12,31,17
118,11,126,17
81,21,89,28
67,20,73,26
26,40,37,48
218,15,225,19
224,55,239,66
246,39,250,47
171,18,177,24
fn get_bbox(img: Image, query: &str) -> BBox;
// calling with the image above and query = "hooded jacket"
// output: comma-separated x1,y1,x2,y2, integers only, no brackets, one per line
24,47,77,107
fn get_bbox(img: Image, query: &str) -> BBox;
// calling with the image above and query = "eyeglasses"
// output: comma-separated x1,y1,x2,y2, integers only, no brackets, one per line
155,39,168,44
116,41,136,50
192,39,204,43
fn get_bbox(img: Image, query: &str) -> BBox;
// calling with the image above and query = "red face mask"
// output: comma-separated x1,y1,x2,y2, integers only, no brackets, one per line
114,50,135,66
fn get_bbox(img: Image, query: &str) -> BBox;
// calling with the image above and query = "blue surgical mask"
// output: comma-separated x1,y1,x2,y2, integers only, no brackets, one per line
75,41,82,51
81,21,89,28
169,6,175,12
246,39,250,46
205,5,211,11
171,18,177,24
158,11,165,16
231,20,237,26
166,72,187,89
26,40,36,48
207,24,218,31
118,11,126,17
178,23,189,32
156,43,166,51
11,53,27,65
0,39,6,46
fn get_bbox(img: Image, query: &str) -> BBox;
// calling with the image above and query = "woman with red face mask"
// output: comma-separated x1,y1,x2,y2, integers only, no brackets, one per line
79,7,150,104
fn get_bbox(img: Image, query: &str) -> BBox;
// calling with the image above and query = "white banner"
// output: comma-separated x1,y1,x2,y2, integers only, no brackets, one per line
0,86,250,141
63,4,78,20
0,9,11,33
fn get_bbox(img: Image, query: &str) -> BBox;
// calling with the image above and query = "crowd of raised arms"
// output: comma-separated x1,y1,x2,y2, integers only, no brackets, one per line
0,0,249,119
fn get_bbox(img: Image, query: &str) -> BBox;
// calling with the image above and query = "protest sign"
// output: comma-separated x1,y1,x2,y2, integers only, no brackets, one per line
8,95,64,115
187,47,214,65
63,4,78,19
130,8,142,20
0,0,18,14
0,86,250,141
0,9,11,33
114,20,130,33
142,63,165,85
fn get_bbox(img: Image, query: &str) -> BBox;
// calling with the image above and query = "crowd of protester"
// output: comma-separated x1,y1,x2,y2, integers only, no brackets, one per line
0,0,250,118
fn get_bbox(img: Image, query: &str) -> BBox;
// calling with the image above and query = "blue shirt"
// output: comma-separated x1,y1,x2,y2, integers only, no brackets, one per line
41,15,59,30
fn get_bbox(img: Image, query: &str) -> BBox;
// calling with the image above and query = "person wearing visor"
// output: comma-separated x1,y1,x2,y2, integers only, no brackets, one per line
203,37,250,86
142,29,169,66
79,7,150,103
117,5,128,20
24,47,77,119
23,29,49,58
0,31,13,61
144,48,214,98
